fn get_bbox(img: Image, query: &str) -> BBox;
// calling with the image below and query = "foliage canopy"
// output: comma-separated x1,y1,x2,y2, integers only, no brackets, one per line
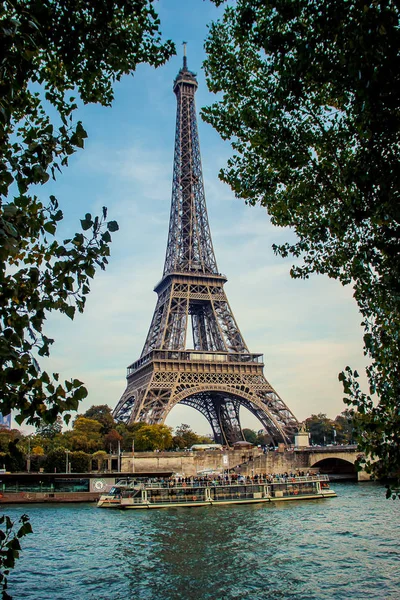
83,405,116,434
204,0,400,485
0,2,174,591
0,0,174,430
173,423,202,449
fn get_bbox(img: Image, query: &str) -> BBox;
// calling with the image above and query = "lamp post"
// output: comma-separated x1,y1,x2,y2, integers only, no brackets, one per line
27,436,31,473
222,453,229,481
65,449,70,473
132,439,135,473
117,440,121,472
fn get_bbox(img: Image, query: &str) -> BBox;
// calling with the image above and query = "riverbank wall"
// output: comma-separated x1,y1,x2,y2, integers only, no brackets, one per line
122,448,310,477
122,446,363,479
0,492,100,504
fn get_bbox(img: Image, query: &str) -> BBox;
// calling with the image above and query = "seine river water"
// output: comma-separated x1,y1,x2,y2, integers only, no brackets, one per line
4,482,399,600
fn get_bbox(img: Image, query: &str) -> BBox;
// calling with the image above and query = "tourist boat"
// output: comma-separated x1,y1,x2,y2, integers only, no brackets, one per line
97,474,336,509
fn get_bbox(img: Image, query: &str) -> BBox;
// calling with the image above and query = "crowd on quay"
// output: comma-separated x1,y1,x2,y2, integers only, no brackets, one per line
128,471,318,488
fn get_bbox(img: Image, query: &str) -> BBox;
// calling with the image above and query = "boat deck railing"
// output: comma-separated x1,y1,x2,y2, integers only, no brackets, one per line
120,475,329,490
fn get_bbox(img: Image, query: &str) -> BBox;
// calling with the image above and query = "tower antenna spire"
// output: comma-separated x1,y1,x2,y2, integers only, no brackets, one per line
182,41,187,69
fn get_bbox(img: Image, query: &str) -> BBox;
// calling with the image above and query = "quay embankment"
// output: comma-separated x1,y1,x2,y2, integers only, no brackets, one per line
0,471,172,505
0,491,101,504
120,445,363,480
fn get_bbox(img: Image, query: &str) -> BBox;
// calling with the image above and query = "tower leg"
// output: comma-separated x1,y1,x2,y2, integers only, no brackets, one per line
181,392,245,446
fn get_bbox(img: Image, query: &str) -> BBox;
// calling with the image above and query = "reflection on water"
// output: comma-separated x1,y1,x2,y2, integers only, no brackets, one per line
5,482,400,599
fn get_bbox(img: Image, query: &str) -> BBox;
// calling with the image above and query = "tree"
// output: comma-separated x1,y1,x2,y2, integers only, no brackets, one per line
134,424,173,452
242,428,258,445
0,0,174,430
104,429,123,453
334,410,355,445
31,446,44,456
0,440,25,473
115,423,136,452
0,514,32,600
63,416,103,453
0,429,22,454
83,405,115,434
0,429,25,472
305,414,335,446
70,451,90,473
43,448,67,473
35,417,63,439
1,2,174,591
172,424,200,449
197,434,214,444
256,431,271,447
92,450,108,472
204,0,400,489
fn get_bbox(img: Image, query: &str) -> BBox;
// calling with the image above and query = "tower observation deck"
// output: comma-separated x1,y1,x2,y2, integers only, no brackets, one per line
113,51,299,446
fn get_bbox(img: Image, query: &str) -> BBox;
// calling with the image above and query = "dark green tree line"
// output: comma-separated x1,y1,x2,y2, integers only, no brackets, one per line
0,409,219,470
0,1,174,594
204,0,400,489
0,0,174,429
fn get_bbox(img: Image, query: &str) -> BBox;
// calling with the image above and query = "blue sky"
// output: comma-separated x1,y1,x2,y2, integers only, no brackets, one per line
21,0,367,434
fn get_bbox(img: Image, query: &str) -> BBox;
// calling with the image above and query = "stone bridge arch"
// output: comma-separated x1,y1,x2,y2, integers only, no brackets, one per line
309,450,363,480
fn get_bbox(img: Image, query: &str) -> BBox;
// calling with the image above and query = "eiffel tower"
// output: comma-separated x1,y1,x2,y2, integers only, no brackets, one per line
113,49,299,445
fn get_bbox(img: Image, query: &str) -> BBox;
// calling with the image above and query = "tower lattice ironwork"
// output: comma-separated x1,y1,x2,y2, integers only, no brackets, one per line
113,51,299,445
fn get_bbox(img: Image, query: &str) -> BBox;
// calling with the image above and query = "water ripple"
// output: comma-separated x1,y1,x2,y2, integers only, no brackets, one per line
4,482,400,599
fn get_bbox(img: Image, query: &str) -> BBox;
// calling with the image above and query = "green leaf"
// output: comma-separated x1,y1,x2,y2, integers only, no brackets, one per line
107,221,119,232
43,221,56,235
65,306,75,320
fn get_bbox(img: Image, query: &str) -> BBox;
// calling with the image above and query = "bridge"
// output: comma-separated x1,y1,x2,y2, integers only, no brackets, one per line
295,446,367,480
230,445,368,481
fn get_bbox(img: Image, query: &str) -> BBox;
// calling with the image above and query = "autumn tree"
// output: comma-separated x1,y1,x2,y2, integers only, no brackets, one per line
205,0,400,488
134,424,173,452
173,424,201,449
31,446,44,456
104,429,123,453
63,416,103,453
83,405,116,434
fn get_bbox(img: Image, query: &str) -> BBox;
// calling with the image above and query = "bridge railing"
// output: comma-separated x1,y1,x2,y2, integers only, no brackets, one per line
294,445,358,452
